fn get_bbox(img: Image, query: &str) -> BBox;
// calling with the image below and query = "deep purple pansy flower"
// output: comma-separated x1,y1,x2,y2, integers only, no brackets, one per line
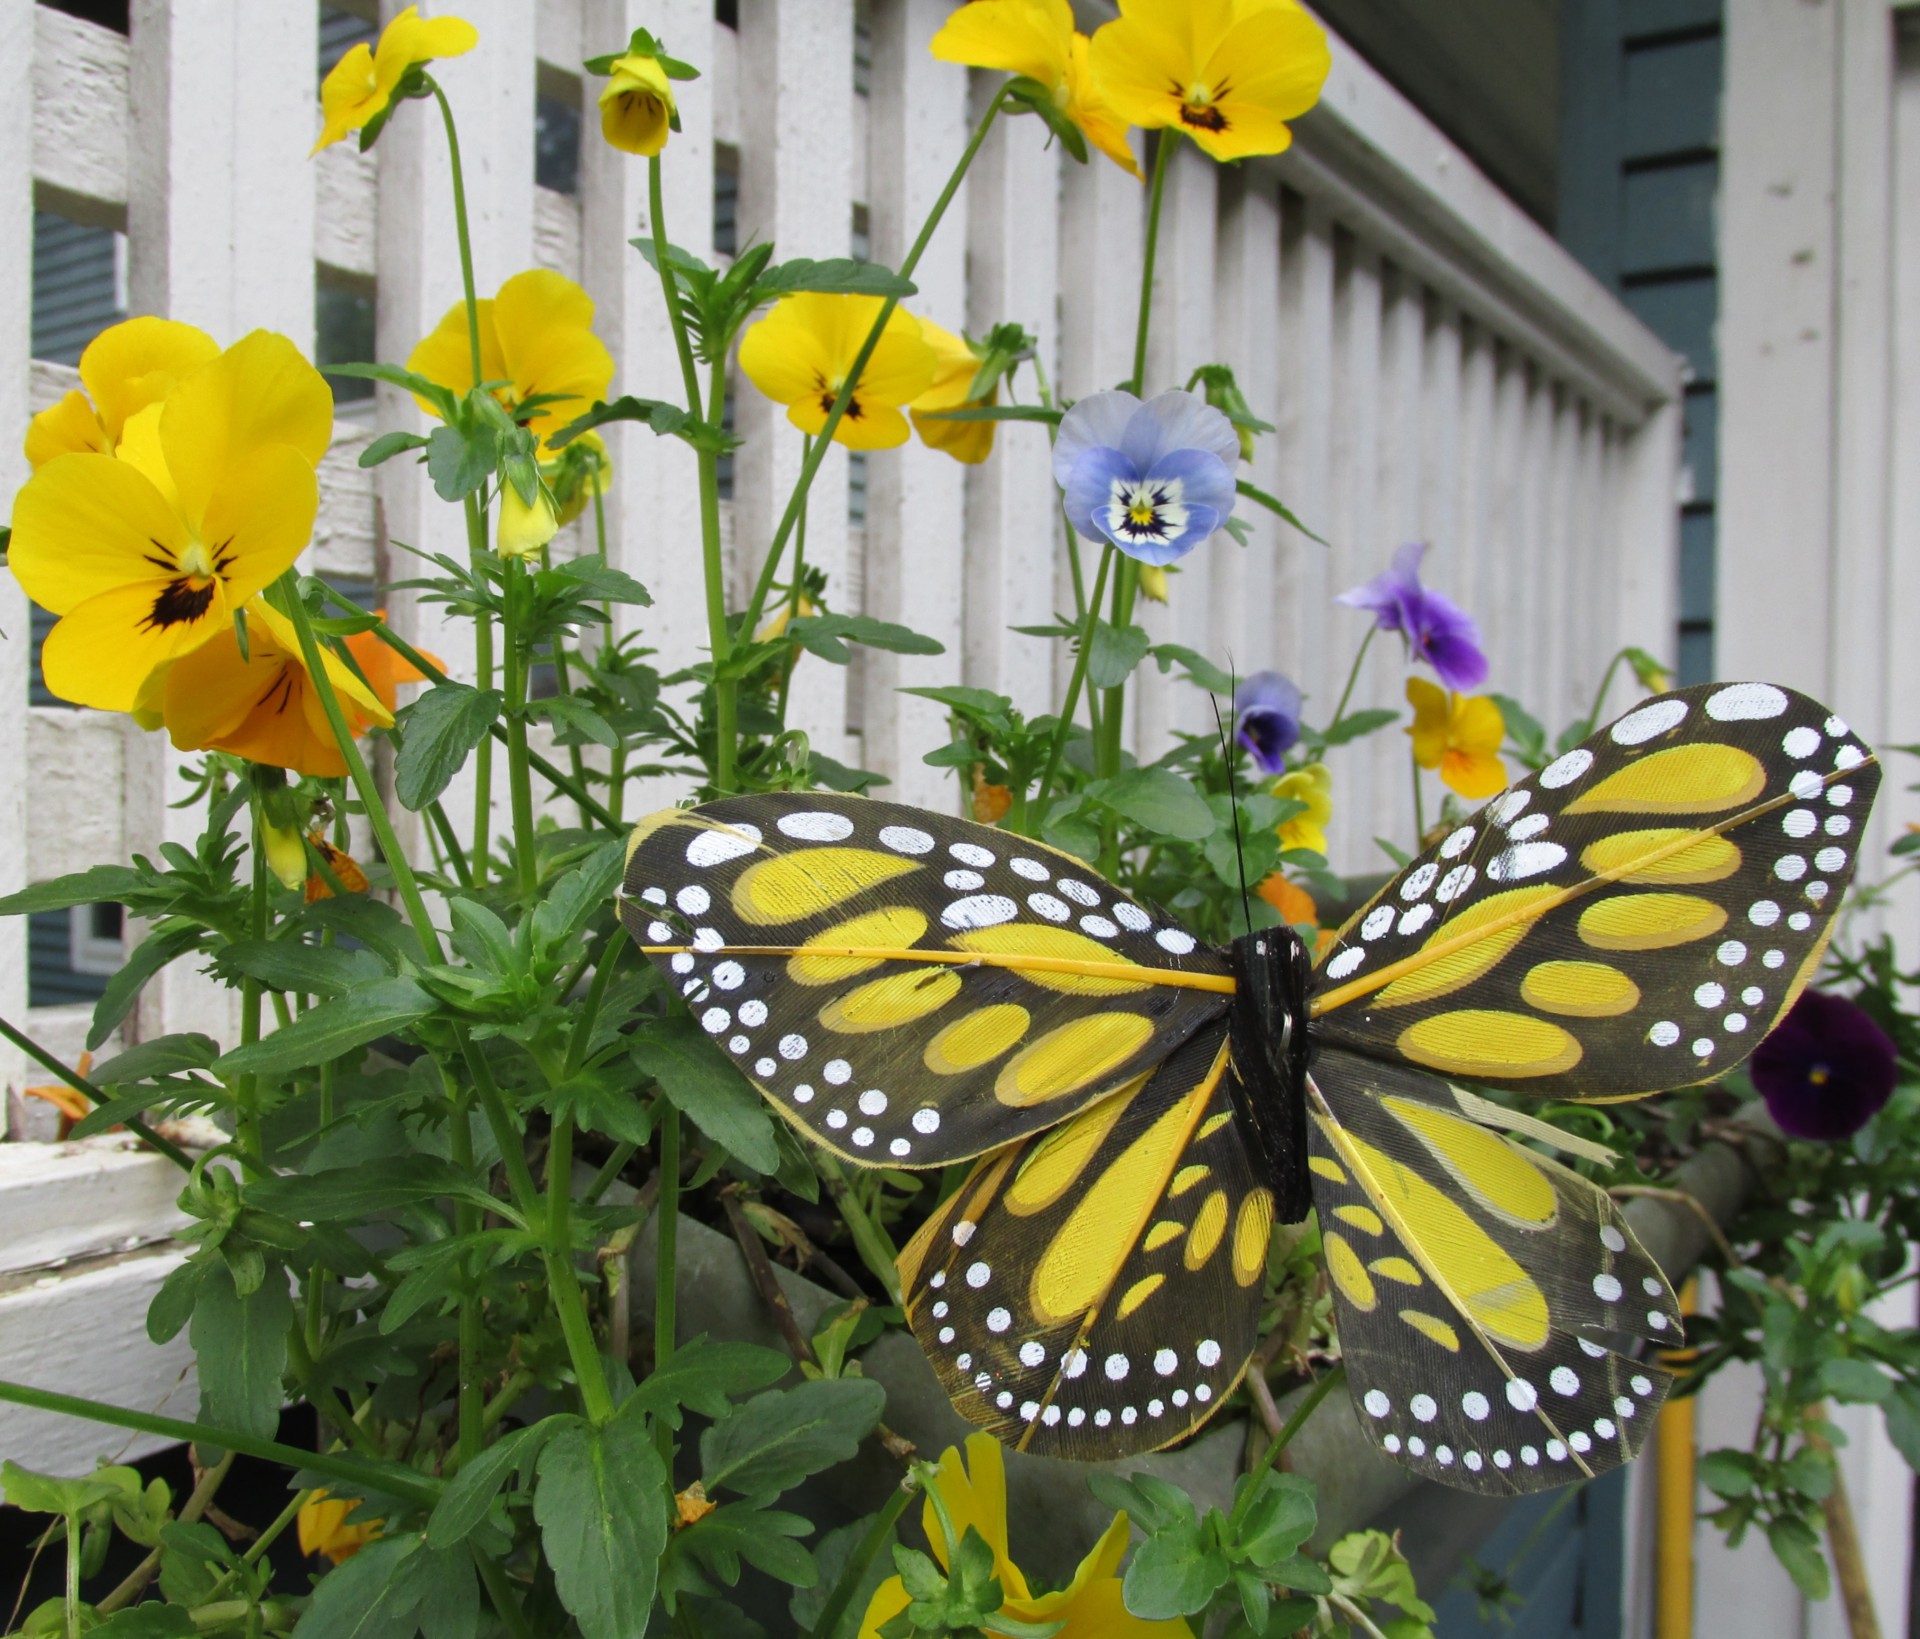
1232,671,1302,775
1335,542,1488,693
1750,989,1898,1141
1053,389,1239,567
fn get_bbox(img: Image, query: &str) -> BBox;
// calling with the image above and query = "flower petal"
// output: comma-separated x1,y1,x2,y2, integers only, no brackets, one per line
313,42,381,152
492,270,612,431
406,297,507,412
1063,443,1137,542
1121,390,1241,473
1064,33,1143,177
42,577,231,713
1052,389,1142,489
77,317,219,446
24,391,109,469
1145,444,1236,518
852,309,938,407
10,453,186,614
1442,747,1508,799
739,302,836,408
930,0,1074,83
160,332,333,525
198,445,323,604
919,1435,1029,1599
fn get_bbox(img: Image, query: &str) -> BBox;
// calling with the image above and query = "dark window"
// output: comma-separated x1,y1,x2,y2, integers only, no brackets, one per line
28,903,121,1008
42,0,127,35
319,6,377,79
850,202,870,263
714,145,740,258
31,210,124,366
854,0,873,96
848,452,867,527
317,273,377,408
715,0,738,30
536,93,582,196
716,384,735,502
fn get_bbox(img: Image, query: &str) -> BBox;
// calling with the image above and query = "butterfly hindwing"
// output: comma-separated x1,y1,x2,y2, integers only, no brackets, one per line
1306,1047,1676,1493
621,793,1230,1167
897,1021,1266,1459
1312,683,1879,1100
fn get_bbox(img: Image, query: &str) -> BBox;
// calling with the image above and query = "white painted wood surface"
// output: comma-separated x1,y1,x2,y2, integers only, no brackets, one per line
1,0,1680,1478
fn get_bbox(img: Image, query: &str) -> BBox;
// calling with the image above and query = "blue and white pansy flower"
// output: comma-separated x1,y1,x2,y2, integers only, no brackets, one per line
1052,388,1240,565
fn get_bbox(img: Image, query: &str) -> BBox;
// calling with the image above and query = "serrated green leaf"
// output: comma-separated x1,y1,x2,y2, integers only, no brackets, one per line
427,1422,549,1548
624,1336,791,1429
214,978,434,1079
289,1532,425,1639
395,683,505,812
90,926,206,1051
755,258,917,297
700,1377,886,1504
1091,767,1215,841
190,1262,290,1445
536,1417,669,1639
0,866,146,917
632,1017,780,1173
1087,620,1151,689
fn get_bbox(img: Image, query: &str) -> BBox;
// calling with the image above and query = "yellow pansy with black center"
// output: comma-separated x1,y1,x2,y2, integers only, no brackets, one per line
621,682,1879,1494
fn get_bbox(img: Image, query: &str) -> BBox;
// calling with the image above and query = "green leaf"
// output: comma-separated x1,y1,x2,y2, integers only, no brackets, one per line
1087,621,1151,689
1821,1358,1892,1403
1321,708,1399,746
701,1378,886,1505
190,1262,290,1444
1766,1515,1832,1601
249,1154,492,1222
291,1532,425,1639
214,977,435,1079
787,613,944,664
531,843,625,958
395,684,505,811
88,1034,220,1085
0,865,145,917
632,1017,780,1174
1121,1503,1229,1618
326,361,458,413
624,1336,791,1429
1885,1386,1920,1471
424,422,497,500
536,1417,670,1639
537,695,620,749
1092,767,1215,841
552,395,690,447
1004,76,1090,163
552,553,654,607
214,940,383,998
1235,478,1327,544
428,1422,549,1548
756,258,917,297
357,430,431,468
447,899,519,978
146,1260,205,1345
90,926,205,1051
1697,1448,1757,1499
414,1542,481,1639
1148,643,1234,694
0,1461,123,1517
89,1605,199,1638
675,1503,818,1589
792,1510,899,1639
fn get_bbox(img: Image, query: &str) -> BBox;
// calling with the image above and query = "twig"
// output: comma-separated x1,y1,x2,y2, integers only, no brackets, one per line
1808,1406,1884,1639
721,1189,815,1366
1247,1368,1284,1442
1611,1184,1744,1271
95,1448,236,1613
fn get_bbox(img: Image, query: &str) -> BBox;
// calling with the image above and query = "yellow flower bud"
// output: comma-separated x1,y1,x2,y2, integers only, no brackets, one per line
1138,565,1170,603
599,52,677,156
261,819,308,893
498,483,559,559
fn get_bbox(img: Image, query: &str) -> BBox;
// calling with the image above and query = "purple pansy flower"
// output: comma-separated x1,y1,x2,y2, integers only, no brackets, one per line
1233,671,1302,775
1750,989,1898,1141
1335,542,1488,692
1053,389,1239,567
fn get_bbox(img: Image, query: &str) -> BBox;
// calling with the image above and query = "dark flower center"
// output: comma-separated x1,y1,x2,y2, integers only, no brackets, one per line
143,578,218,632
1174,77,1232,132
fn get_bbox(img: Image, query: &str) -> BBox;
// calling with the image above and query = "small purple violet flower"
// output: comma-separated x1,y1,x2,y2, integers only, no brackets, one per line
1335,542,1488,692
1233,671,1302,775
1750,989,1898,1141
1053,389,1239,566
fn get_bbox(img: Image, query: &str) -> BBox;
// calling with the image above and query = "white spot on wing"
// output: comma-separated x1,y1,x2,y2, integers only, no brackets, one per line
1488,842,1567,882
1612,699,1688,744
1706,683,1788,721
687,827,760,867
1539,750,1593,788
942,895,1019,930
878,825,935,855
777,810,854,842
1325,947,1365,980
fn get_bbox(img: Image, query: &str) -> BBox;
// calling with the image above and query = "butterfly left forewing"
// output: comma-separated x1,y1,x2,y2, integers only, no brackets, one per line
621,792,1231,1167
898,1020,1267,1459
1306,1048,1677,1493
1312,684,1879,1101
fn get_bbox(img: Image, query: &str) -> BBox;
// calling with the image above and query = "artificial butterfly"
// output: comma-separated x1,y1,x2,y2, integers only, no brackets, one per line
619,682,1878,1494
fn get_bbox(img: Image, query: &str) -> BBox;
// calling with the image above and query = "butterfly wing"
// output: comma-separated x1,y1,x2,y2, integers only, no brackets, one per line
1311,684,1879,1099
896,1020,1267,1459
621,793,1231,1167
1306,1047,1677,1493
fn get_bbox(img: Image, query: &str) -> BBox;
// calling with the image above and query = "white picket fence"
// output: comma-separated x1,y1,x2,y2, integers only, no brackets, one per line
0,0,1681,1473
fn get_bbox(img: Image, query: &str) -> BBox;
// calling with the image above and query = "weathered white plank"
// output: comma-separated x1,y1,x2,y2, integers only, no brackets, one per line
314,424,382,583
733,0,855,767
0,1246,196,1471
533,183,582,280
1418,299,1464,587
314,144,378,279
31,6,128,226
0,0,30,1113
27,710,127,887
0,1142,187,1275
961,84,1058,723
860,0,968,810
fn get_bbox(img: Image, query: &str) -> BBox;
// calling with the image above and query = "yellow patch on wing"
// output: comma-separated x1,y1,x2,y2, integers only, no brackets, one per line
1519,959,1641,1018
1144,1220,1185,1252
995,1013,1156,1106
1396,1010,1584,1079
1170,1163,1210,1197
788,906,929,984
1004,1090,1132,1216
1117,1274,1164,1318
1328,1123,1550,1350
1324,1230,1377,1310
817,967,961,1033
1232,1189,1274,1287
1576,891,1726,952
1184,1190,1228,1269
924,1003,1033,1074
1562,742,1765,815
1309,1155,1347,1184
948,925,1153,994
1579,828,1741,884
1369,887,1560,1008
732,848,919,924
1333,1204,1385,1236
1371,1256,1422,1285
1383,1096,1557,1226
1399,1309,1463,1351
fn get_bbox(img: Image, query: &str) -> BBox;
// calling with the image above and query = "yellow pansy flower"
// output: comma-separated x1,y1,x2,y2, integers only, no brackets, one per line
157,601,392,780
738,294,937,451
1406,676,1507,799
909,318,997,465
598,49,676,156
24,317,218,468
931,0,1140,177
297,1491,382,1565
407,269,615,455
1271,760,1332,854
312,6,479,155
858,1434,1193,1639
1090,0,1330,162
10,332,331,714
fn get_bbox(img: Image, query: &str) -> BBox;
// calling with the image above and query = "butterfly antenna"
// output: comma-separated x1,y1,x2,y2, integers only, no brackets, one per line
1213,673,1254,938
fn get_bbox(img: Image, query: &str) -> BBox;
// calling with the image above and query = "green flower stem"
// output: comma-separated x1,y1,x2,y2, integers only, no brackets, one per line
1033,545,1114,814
1229,1361,1346,1531
564,927,627,1078
773,432,813,733
545,1111,614,1426
817,1154,901,1301
426,799,473,886
237,787,268,1163
430,83,484,384
96,1450,236,1614
285,1329,378,1459
195,1482,306,1608
1582,646,1628,738
475,1551,538,1639
0,1013,191,1168
1095,555,1140,784
541,556,595,830
582,1142,638,1207
1327,624,1376,731
63,1511,79,1639
449,1067,484,1465
1128,131,1179,395
654,1105,681,1468
1411,751,1426,842
737,86,1012,645
0,1376,440,1508
277,576,443,962
807,1480,916,1639
500,556,539,896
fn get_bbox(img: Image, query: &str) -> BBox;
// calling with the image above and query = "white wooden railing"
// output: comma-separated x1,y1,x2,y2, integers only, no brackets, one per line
0,0,1682,1466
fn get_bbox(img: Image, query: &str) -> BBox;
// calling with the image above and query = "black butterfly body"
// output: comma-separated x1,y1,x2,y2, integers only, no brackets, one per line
620,683,1880,1494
